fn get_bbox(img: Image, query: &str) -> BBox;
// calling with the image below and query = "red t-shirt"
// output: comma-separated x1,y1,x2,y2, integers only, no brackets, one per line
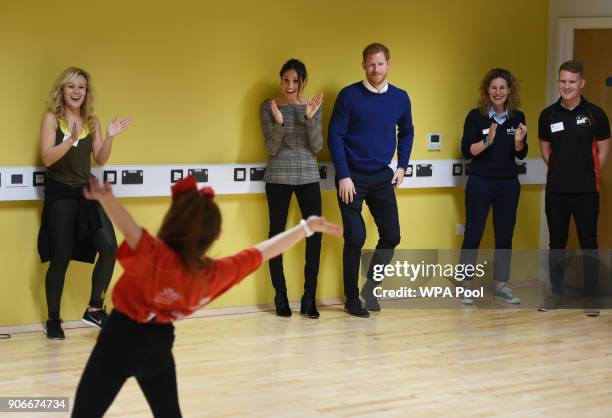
112,229,263,323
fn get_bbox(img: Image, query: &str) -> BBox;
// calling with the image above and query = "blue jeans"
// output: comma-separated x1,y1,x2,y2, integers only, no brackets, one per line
336,167,401,301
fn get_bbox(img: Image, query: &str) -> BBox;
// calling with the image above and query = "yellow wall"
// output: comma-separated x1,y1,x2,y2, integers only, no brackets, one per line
0,0,549,326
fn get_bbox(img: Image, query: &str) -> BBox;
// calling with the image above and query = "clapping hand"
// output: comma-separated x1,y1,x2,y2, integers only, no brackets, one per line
487,123,497,144
106,117,131,139
71,122,79,143
305,92,323,120
515,123,527,142
270,100,283,125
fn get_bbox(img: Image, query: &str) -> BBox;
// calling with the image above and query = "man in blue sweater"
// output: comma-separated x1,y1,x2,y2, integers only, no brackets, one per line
328,43,414,317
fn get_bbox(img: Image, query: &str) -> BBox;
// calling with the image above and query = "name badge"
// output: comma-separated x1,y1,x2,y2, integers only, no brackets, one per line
482,128,490,135
550,122,564,133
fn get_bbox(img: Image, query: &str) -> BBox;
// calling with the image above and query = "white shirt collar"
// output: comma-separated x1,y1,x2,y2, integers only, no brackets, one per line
363,79,388,93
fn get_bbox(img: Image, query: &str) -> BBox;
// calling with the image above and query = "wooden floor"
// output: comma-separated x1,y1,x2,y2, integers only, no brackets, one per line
1,306,611,417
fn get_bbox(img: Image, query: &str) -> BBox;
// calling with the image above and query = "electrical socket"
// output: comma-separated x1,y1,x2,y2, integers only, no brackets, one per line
456,224,465,235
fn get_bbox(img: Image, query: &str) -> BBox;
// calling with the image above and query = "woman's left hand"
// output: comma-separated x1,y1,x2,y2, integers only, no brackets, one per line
106,117,132,139
305,92,323,120
515,123,527,142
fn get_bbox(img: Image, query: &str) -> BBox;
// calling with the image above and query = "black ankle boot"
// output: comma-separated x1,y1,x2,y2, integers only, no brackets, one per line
274,293,292,317
300,293,320,319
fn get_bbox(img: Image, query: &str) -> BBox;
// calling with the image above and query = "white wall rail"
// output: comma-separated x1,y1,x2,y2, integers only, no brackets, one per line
0,158,546,201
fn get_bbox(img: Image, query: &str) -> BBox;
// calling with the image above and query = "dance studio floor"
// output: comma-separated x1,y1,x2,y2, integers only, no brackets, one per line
1,306,611,417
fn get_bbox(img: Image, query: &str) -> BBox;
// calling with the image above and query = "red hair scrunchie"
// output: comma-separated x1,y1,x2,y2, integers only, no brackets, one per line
171,176,215,200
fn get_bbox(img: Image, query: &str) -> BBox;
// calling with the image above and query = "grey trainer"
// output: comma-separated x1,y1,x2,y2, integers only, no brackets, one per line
494,286,521,304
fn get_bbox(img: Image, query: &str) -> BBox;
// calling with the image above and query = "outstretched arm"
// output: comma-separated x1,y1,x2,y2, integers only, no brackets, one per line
255,216,341,261
83,177,142,249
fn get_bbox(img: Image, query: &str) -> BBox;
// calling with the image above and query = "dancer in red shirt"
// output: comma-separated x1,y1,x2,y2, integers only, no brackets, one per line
71,176,341,418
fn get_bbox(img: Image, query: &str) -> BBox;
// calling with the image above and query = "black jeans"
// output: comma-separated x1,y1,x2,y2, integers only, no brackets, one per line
72,310,181,418
336,167,401,301
545,191,599,296
45,198,117,316
460,175,520,282
265,182,322,296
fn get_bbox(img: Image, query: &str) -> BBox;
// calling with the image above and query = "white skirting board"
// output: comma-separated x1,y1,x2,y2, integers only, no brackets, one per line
0,298,345,335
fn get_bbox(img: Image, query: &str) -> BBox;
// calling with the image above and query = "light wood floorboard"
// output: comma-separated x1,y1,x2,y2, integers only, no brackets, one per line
1,307,611,417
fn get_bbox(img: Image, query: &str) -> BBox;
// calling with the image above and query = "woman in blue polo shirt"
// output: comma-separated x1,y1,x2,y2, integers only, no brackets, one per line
459,68,528,304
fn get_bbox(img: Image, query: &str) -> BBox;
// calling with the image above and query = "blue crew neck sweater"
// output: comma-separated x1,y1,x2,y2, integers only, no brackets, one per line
328,82,414,179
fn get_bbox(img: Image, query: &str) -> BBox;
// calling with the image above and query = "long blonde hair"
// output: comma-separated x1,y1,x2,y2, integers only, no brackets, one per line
47,67,96,129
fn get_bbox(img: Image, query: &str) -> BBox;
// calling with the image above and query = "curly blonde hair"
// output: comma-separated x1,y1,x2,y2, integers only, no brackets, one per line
477,68,521,116
47,67,96,129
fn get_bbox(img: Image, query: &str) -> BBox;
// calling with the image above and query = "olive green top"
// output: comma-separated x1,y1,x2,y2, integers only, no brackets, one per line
46,119,92,186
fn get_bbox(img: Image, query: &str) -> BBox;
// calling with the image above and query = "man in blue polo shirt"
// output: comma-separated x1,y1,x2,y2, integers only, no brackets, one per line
328,43,414,317
538,60,610,316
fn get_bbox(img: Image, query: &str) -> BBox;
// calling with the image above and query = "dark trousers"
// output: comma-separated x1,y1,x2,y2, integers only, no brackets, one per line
460,175,520,282
336,168,401,301
72,310,181,418
545,191,599,296
45,198,117,316
265,182,322,296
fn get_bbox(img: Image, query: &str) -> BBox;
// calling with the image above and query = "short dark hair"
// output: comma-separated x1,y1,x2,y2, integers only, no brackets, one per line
362,43,390,61
559,60,584,78
279,59,308,93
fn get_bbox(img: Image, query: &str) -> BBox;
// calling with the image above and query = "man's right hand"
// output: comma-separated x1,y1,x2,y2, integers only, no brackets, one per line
338,177,355,204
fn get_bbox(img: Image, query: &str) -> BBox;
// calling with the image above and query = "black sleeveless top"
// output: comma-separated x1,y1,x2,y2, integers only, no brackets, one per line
46,119,92,186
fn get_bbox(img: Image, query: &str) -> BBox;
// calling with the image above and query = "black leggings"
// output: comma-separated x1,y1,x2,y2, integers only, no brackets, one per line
72,310,181,418
265,182,322,295
45,198,117,315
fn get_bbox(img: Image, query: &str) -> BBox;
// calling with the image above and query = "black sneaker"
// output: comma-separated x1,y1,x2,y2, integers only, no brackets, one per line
44,318,65,340
344,299,370,318
82,308,109,328
274,293,292,317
